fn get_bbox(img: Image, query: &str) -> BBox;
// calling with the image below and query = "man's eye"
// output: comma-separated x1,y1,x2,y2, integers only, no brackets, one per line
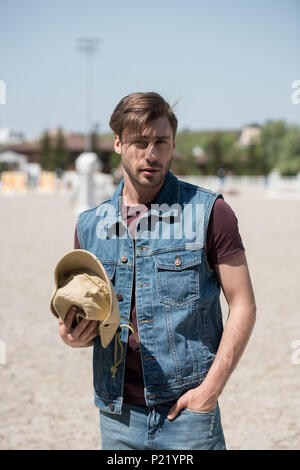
135,141,147,148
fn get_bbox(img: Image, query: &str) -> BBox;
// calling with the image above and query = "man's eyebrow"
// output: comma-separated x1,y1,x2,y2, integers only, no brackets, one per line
155,135,171,140
134,135,171,140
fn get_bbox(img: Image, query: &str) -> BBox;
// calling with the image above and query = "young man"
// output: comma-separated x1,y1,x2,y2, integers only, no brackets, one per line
58,92,256,450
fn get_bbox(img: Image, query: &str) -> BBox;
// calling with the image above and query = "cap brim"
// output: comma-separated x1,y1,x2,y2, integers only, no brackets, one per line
99,277,120,348
50,287,59,318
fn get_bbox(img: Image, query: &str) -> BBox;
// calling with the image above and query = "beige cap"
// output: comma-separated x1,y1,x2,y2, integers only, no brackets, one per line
50,249,120,348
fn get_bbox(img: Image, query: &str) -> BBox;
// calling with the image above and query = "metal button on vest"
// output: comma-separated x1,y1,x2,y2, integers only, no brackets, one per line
120,256,128,263
116,293,123,301
175,256,182,266
108,403,114,411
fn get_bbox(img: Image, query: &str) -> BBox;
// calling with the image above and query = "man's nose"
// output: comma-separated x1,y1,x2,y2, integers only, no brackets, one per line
144,143,158,161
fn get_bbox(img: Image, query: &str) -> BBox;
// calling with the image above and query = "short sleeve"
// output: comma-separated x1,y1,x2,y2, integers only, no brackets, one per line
206,197,245,267
74,225,81,249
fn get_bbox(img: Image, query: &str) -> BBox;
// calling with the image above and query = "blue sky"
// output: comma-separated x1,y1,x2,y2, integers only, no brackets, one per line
0,0,299,139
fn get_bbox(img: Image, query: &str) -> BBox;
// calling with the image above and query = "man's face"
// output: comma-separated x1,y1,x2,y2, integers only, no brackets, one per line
114,116,175,190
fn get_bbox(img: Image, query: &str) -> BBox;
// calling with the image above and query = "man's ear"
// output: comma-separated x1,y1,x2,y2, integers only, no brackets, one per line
114,135,122,155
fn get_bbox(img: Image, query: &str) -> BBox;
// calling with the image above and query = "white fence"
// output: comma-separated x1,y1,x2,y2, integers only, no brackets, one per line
2,169,300,201
266,171,300,200
179,175,267,193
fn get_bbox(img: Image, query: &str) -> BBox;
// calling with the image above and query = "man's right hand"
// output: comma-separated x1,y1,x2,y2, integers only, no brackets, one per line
58,305,99,348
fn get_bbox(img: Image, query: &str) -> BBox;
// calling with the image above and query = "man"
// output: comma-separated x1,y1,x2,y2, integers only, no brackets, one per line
58,92,256,450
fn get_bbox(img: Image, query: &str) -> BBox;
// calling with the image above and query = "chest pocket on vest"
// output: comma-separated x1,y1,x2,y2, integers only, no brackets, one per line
154,249,201,306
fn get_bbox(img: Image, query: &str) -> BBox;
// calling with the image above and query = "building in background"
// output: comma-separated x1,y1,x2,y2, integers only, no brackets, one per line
1,128,114,172
238,123,261,147
0,127,24,146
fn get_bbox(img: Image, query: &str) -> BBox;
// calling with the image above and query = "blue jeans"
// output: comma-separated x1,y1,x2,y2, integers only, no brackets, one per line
99,400,226,450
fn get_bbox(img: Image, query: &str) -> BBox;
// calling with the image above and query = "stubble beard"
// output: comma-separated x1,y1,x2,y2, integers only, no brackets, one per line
122,156,173,189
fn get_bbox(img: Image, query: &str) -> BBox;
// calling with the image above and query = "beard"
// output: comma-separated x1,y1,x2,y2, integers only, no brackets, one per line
122,156,173,189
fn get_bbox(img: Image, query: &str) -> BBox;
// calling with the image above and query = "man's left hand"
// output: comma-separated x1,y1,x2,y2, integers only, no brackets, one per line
167,386,217,421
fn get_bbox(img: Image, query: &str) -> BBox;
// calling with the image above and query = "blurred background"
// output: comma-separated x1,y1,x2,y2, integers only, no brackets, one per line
0,0,299,450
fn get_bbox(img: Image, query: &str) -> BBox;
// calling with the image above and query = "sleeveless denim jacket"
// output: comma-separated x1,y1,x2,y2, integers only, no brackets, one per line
77,171,224,414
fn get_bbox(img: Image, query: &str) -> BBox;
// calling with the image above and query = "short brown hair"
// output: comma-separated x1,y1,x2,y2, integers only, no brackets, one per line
109,92,178,141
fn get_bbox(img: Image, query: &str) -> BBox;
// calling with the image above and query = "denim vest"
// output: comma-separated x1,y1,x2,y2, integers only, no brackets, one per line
77,171,224,414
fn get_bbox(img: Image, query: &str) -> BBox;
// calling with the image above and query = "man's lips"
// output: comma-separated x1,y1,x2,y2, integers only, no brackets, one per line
140,167,160,173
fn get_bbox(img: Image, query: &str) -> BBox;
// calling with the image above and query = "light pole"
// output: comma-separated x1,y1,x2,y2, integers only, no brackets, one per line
77,37,101,152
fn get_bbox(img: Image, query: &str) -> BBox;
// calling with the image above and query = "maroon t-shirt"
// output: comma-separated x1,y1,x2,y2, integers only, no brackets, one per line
74,196,245,405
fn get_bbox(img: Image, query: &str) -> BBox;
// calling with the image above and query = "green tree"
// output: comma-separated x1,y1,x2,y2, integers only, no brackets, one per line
91,124,113,174
201,132,238,175
203,133,223,174
259,120,287,173
241,143,265,175
52,128,68,170
277,126,300,176
39,130,53,170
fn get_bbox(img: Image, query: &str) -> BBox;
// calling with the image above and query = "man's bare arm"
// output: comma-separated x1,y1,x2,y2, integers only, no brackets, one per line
167,253,256,419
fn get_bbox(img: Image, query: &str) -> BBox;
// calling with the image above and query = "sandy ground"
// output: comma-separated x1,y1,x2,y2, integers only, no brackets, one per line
0,184,299,450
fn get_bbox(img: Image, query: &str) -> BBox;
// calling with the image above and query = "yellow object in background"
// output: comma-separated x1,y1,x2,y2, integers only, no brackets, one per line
0,171,27,194
38,171,55,192
14,172,27,193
